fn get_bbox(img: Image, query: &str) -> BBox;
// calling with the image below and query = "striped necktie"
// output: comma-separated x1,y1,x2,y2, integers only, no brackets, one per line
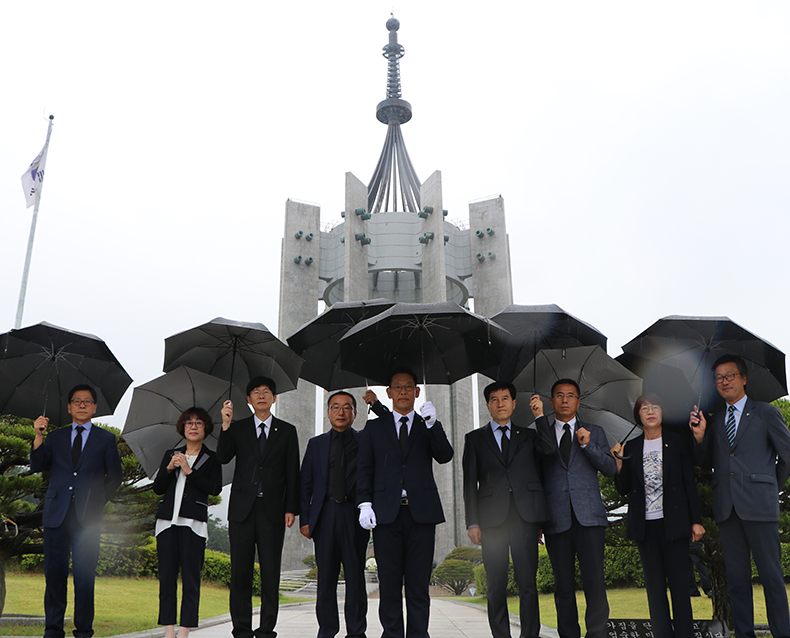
726,405,737,448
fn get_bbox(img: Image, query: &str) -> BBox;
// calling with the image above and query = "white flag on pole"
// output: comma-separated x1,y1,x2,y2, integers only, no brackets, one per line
21,143,49,208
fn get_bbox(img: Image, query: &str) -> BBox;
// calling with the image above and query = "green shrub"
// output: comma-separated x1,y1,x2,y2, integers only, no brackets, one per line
432,559,475,596
444,546,483,565
302,554,316,568
472,544,644,595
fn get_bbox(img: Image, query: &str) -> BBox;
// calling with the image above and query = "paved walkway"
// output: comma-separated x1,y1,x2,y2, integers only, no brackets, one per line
110,597,559,638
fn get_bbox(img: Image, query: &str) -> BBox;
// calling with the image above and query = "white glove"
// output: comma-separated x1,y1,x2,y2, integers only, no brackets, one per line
420,401,437,427
359,502,377,530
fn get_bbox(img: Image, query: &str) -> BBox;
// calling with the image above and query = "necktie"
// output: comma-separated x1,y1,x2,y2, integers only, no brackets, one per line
498,425,510,459
399,416,409,456
726,405,737,448
560,423,571,466
258,424,267,456
72,426,85,467
333,431,347,503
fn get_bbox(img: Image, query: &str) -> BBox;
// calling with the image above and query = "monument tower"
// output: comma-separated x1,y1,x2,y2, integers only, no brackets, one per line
277,16,514,568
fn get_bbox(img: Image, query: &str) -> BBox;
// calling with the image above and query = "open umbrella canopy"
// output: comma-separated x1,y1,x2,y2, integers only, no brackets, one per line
620,315,787,408
511,345,642,445
481,304,607,382
615,352,697,428
338,301,510,386
287,298,395,390
0,322,132,426
163,317,303,396
122,366,248,485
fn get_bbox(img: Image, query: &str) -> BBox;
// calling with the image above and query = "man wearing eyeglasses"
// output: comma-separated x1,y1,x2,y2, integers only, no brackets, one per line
30,384,122,638
218,376,300,638
300,391,369,638
538,379,616,638
357,368,454,638
690,354,790,638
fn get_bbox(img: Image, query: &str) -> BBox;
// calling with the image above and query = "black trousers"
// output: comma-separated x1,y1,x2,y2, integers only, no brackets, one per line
157,525,207,628
373,505,435,638
481,497,542,638
636,519,693,638
43,501,101,638
719,513,790,638
544,512,609,638
313,501,369,638
229,499,286,638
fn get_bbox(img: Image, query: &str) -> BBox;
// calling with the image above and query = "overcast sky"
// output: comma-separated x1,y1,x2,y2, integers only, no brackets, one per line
2,1,789,438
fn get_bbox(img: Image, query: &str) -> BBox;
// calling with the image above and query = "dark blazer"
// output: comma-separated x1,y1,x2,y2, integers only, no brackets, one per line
217,415,300,525
615,429,702,541
463,417,556,528
357,412,453,525
30,424,122,528
696,397,790,523
542,419,617,534
300,428,362,536
153,444,223,522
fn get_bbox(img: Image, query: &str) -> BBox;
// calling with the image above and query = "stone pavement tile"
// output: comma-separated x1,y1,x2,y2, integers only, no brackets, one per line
185,597,558,638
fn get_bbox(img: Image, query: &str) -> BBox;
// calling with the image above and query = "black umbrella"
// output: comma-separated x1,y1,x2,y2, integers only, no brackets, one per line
338,301,510,386
287,298,395,390
481,304,607,382
511,345,642,445
0,322,132,426
163,317,303,396
620,315,787,409
614,352,700,429
122,366,248,485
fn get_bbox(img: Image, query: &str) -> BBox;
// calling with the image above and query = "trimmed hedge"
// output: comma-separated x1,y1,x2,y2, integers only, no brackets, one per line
13,535,262,595
472,542,790,596
475,544,645,596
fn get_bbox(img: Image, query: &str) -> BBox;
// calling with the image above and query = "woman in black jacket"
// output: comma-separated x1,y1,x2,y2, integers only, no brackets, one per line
153,407,223,638
610,394,705,638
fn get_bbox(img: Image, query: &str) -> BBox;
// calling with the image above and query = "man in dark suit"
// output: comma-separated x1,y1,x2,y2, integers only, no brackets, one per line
30,384,123,638
690,354,790,638
539,379,616,638
300,390,369,638
463,382,556,638
218,376,300,638
357,368,454,638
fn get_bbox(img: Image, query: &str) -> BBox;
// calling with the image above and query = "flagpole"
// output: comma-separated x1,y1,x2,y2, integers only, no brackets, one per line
15,115,54,329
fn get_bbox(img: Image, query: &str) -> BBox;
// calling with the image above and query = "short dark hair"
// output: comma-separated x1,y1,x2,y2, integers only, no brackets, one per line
389,367,418,387
483,382,517,403
246,376,277,397
712,354,748,379
327,391,357,409
176,407,214,437
551,378,580,397
634,393,663,425
68,384,97,404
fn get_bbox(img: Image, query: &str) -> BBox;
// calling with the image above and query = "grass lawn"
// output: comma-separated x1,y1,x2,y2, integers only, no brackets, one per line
463,584,789,630
2,572,303,637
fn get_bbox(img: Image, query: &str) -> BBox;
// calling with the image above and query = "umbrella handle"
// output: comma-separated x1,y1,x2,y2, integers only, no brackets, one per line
614,422,640,459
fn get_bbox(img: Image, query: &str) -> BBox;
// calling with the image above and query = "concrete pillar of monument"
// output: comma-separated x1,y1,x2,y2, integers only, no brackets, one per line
276,198,321,568
468,196,516,451
344,172,370,302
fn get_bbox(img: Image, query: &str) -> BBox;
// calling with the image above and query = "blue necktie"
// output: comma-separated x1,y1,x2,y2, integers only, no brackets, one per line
726,405,737,448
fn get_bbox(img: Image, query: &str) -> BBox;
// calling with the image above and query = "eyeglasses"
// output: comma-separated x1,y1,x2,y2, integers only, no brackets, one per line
390,384,416,393
70,399,95,406
639,405,661,414
552,393,578,400
714,372,741,384
184,420,205,428
249,388,273,397
329,405,355,413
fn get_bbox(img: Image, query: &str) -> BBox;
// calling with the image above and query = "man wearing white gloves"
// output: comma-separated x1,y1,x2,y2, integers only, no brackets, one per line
356,368,454,638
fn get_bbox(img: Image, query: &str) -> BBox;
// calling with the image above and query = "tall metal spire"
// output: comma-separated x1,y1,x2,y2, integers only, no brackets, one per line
368,16,421,214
